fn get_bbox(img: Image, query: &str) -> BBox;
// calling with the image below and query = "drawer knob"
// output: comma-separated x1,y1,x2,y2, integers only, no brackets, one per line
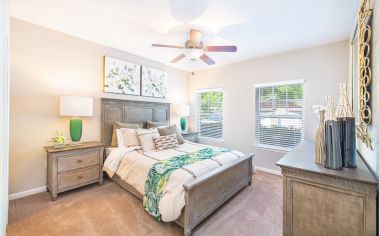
77,175,83,179
78,159,83,163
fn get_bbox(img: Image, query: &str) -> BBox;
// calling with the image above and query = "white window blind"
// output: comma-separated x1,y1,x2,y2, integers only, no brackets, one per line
255,80,304,151
196,89,223,140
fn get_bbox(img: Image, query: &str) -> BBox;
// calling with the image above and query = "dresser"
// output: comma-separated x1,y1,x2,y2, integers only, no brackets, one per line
181,131,199,143
44,141,105,200
277,141,377,236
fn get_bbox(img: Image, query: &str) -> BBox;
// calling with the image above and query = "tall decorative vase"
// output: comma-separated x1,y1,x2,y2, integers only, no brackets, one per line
70,118,82,142
340,117,357,168
180,117,187,132
324,96,343,170
335,83,356,168
315,110,325,165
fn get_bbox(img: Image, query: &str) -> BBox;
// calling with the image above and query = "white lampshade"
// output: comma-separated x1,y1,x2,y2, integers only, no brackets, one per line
59,96,93,117
173,104,190,117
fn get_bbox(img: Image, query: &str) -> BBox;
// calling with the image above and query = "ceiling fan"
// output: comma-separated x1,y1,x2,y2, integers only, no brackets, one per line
152,29,237,65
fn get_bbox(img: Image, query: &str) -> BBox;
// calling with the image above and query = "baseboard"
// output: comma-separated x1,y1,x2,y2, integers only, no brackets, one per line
9,186,47,200
255,166,282,176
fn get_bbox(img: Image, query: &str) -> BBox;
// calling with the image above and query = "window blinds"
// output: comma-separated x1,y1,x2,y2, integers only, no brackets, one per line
196,89,223,140
255,81,304,150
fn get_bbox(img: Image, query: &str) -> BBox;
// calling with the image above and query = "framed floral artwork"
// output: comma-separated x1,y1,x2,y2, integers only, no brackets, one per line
141,66,168,98
104,56,141,95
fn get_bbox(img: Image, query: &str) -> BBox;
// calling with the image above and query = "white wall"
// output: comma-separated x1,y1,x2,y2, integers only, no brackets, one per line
189,41,349,172
0,0,9,234
9,19,189,194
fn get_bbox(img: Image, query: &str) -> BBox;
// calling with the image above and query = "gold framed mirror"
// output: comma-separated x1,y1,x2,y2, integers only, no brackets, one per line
352,0,374,150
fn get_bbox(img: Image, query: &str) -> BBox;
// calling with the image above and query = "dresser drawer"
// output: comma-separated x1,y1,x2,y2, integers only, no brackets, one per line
58,166,99,191
58,151,99,173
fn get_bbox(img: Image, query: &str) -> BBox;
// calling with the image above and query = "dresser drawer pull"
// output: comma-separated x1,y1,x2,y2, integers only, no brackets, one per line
78,159,83,163
77,175,83,179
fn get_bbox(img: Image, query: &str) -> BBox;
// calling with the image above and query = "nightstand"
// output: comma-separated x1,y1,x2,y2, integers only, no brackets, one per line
44,141,105,200
181,131,199,143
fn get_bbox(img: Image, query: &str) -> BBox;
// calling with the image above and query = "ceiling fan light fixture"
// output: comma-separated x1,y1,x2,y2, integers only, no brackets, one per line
184,48,203,61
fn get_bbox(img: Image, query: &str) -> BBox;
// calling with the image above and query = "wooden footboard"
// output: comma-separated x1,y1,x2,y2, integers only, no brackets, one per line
111,153,253,236
181,153,253,235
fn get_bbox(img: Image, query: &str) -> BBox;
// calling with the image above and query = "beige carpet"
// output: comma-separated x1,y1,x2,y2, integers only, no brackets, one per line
7,171,282,236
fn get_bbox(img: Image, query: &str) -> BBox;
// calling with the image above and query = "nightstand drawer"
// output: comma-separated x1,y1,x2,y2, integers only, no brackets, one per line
58,166,99,191
58,151,99,173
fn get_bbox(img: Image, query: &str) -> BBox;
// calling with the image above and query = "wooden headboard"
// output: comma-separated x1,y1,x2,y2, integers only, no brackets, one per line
101,98,170,146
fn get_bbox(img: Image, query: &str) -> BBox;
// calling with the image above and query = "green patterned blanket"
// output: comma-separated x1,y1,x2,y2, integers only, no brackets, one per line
143,147,231,221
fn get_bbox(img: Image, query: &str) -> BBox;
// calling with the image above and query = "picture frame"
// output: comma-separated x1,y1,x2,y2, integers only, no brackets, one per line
103,56,141,96
141,66,168,98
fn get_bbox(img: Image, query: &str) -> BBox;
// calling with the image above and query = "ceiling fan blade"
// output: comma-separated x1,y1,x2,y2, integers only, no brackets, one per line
205,46,237,52
190,29,202,42
152,44,184,49
200,53,215,65
170,53,186,63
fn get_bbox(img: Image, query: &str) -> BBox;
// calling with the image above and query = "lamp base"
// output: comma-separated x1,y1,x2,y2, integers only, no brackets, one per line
69,141,82,146
180,117,187,132
70,118,82,142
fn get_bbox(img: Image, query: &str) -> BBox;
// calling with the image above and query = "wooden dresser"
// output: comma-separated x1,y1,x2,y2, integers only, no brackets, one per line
44,141,105,200
277,141,377,236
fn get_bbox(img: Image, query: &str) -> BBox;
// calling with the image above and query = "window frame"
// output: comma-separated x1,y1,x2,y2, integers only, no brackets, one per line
196,88,224,142
254,80,305,152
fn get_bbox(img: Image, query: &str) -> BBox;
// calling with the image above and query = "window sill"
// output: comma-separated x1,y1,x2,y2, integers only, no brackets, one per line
252,144,290,154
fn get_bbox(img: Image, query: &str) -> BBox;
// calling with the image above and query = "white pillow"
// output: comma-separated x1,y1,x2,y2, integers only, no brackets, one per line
116,129,127,148
120,128,141,148
136,128,160,152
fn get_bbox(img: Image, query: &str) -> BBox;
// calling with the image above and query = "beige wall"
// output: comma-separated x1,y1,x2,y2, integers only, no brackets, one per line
189,41,349,172
9,18,189,194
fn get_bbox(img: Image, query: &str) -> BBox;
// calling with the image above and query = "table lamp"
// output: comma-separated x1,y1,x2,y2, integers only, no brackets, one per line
173,104,190,132
59,96,93,145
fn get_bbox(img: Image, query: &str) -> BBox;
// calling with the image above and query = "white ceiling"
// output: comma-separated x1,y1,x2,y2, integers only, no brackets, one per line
10,0,359,72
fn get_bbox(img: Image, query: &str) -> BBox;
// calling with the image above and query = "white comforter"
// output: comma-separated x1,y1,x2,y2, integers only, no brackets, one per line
103,142,248,222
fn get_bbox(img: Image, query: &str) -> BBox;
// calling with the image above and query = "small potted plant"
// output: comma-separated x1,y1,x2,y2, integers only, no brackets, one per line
50,131,67,149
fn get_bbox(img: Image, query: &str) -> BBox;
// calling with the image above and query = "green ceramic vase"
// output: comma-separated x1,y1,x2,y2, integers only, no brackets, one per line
70,118,82,142
180,117,186,131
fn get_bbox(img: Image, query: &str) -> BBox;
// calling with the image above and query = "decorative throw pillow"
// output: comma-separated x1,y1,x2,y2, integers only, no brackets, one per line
136,128,160,152
111,122,141,147
158,125,185,144
120,128,141,148
116,129,127,148
153,134,179,150
146,121,169,129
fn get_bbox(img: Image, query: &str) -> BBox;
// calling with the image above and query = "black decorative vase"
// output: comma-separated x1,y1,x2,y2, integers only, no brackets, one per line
324,120,343,170
338,117,357,168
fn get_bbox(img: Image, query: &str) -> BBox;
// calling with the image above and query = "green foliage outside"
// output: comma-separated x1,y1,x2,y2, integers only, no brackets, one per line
260,84,303,101
200,91,223,113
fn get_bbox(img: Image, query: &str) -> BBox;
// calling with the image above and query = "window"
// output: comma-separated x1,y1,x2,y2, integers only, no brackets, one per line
196,89,223,140
255,80,304,151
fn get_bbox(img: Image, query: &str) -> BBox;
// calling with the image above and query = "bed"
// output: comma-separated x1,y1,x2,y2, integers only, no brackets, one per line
101,98,254,236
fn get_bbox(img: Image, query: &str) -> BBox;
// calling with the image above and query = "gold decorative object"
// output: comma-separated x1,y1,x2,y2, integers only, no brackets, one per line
357,122,373,150
357,0,373,150
315,109,325,165
335,83,353,118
